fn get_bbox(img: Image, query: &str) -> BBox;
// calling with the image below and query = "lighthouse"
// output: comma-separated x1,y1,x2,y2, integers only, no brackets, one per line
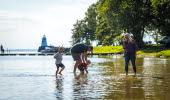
38,35,48,52
41,35,47,47
38,35,58,53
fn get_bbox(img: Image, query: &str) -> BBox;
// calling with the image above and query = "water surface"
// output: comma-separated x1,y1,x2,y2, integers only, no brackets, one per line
0,55,170,100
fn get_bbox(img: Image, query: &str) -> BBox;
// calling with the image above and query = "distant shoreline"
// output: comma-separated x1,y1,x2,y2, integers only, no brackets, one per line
1,53,170,58
0,53,122,56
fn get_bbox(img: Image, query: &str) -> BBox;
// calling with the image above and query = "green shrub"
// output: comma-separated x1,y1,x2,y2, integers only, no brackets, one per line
161,50,170,57
93,46,123,53
93,45,170,58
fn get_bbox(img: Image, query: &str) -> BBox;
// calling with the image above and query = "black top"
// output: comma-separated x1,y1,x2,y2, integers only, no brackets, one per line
71,43,88,53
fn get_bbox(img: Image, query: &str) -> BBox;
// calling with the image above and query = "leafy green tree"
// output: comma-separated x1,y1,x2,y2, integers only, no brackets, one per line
95,0,120,46
71,0,170,47
95,17,113,46
84,4,97,43
151,0,170,36
71,20,86,45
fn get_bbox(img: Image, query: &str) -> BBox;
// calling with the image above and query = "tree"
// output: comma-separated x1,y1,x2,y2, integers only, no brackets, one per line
71,0,170,47
151,0,170,36
84,4,97,43
71,20,86,45
95,16,113,46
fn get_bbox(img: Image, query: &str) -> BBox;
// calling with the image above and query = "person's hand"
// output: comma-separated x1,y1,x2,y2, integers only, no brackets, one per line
135,52,137,57
85,69,88,73
83,60,86,63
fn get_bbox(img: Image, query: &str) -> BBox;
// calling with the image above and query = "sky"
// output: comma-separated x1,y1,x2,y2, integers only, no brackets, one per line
0,0,98,49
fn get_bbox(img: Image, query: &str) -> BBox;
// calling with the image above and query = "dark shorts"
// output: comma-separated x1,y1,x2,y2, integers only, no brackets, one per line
56,63,65,69
71,52,81,61
78,66,84,71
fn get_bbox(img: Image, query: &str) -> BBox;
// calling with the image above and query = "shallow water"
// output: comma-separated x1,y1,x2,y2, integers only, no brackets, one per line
0,55,170,100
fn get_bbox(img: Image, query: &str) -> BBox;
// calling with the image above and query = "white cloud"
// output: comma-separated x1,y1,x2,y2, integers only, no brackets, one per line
0,0,98,49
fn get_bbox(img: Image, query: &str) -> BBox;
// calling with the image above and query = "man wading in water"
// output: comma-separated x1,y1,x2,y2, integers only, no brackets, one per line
71,43,93,73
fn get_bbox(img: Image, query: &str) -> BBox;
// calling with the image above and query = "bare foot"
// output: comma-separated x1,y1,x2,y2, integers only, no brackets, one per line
58,72,62,75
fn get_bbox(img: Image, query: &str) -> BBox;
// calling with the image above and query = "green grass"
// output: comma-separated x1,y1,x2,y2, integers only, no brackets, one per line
93,46,123,53
93,44,170,58
137,44,170,57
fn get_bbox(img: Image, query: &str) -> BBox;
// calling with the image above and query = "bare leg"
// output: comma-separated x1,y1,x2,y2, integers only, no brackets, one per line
59,66,65,75
56,68,59,77
81,71,84,74
73,59,82,73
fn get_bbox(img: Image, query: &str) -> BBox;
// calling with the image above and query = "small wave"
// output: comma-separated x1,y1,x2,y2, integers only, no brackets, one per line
0,74,55,77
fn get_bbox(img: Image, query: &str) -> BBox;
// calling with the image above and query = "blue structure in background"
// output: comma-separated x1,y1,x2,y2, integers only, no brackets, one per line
38,35,70,53
41,35,47,47
38,35,58,53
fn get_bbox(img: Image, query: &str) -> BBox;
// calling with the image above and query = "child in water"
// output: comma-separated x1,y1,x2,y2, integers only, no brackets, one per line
78,60,91,74
54,47,65,77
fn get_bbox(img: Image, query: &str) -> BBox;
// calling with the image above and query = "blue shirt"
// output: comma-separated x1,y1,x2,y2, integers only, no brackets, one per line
71,43,88,53
123,40,138,54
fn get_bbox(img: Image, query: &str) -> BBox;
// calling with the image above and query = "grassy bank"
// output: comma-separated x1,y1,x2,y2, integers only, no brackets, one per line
137,44,170,58
93,44,170,58
93,46,123,54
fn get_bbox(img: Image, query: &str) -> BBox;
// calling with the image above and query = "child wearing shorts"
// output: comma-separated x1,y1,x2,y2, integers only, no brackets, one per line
78,60,91,74
54,47,65,77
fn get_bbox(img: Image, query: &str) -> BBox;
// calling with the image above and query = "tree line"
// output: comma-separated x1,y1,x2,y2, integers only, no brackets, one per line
71,0,170,48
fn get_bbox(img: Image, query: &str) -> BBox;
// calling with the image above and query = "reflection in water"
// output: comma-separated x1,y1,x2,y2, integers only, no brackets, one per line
124,76,144,100
72,73,89,99
141,58,170,100
0,56,170,100
74,73,88,87
55,76,63,100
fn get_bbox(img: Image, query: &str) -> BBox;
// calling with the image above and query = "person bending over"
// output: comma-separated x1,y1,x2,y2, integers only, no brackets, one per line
71,43,93,73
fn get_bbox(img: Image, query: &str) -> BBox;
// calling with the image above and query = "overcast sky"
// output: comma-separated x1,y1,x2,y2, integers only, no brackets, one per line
0,0,97,49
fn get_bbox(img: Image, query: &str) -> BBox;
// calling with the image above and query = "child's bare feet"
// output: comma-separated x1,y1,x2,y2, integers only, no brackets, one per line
58,72,62,75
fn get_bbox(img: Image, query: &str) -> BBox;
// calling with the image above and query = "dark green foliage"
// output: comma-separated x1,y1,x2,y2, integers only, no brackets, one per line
71,0,170,48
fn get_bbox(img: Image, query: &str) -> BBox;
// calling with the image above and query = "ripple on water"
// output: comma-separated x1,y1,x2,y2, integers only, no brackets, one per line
0,56,170,100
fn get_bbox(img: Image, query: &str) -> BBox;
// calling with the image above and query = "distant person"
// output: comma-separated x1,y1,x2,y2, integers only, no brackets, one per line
123,33,138,75
71,43,93,73
0,45,4,54
78,60,91,74
54,47,65,77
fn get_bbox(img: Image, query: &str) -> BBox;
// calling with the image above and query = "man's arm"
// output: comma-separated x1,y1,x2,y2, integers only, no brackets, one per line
85,68,88,73
82,52,87,62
